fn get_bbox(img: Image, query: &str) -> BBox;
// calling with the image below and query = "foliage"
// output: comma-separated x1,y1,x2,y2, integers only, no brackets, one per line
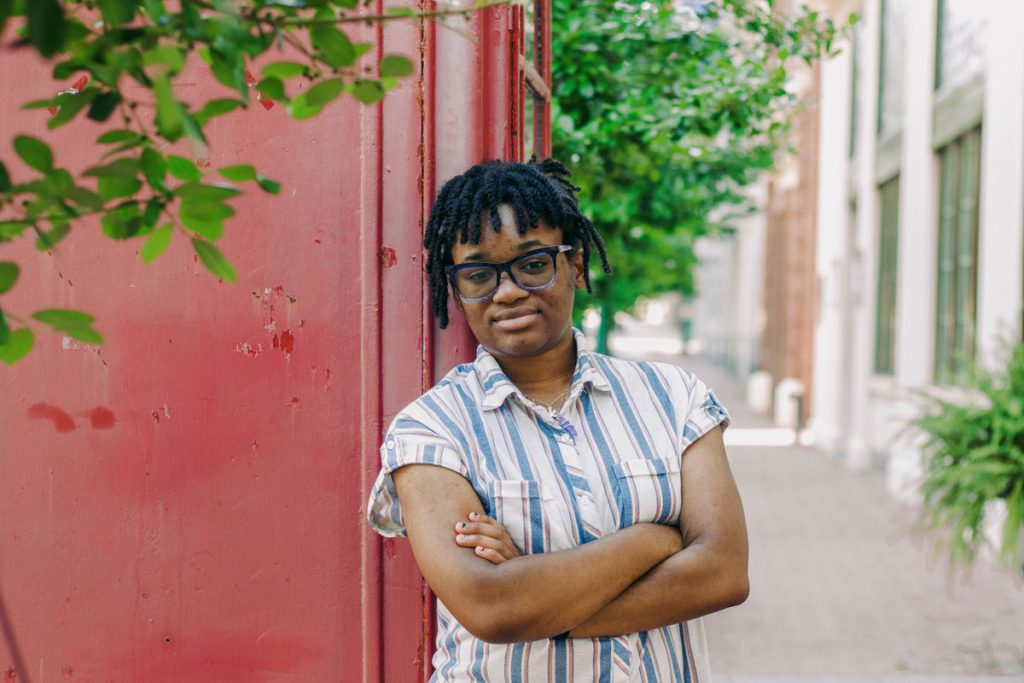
911,342,1024,575
0,0,498,363
551,0,852,345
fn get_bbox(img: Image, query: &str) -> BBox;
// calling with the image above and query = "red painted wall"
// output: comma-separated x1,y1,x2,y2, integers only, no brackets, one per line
0,4,521,681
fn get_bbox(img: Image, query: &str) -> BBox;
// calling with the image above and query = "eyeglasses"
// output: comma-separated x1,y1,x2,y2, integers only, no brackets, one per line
446,245,574,303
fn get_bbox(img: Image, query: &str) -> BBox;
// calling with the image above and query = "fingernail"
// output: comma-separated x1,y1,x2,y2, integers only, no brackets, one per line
457,534,464,542
476,546,484,553
469,512,479,519
456,522,465,530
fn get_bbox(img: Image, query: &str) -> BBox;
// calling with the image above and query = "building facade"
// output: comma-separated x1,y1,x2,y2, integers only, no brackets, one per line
693,0,1024,503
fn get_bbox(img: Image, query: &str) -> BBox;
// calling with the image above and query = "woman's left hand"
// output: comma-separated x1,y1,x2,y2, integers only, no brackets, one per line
454,512,522,564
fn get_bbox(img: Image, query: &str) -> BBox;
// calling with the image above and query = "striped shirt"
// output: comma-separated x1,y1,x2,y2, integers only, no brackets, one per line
367,329,730,682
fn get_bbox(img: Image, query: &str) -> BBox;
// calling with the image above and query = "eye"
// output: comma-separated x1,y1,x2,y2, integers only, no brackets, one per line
519,257,548,272
464,269,493,283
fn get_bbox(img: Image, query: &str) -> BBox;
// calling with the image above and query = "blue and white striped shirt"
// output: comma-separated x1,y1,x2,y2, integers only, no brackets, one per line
368,329,730,682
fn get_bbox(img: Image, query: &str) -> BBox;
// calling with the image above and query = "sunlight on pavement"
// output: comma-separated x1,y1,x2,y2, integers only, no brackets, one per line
724,428,816,448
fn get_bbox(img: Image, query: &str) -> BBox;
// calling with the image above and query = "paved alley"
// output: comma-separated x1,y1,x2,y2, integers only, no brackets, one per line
657,352,1024,681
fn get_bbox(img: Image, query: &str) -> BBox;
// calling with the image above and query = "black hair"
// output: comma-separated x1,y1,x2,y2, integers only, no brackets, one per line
423,156,611,328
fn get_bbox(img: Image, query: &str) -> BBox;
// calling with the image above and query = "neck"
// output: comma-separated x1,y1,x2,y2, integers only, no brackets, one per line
491,330,577,402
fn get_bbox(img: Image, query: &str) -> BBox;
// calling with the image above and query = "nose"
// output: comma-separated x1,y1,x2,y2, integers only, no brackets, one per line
491,269,529,303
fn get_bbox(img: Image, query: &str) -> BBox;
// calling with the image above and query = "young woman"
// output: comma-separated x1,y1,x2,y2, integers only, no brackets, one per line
367,158,748,682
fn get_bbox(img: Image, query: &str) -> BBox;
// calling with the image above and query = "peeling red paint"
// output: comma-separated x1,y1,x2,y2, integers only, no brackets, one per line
272,285,285,296
279,329,295,354
60,665,73,679
384,538,399,559
272,334,279,349
152,411,160,424
82,406,116,429
381,246,398,268
28,403,76,433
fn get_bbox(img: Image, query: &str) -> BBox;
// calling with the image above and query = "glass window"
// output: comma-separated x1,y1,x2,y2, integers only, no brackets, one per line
874,177,900,375
935,127,982,383
935,0,986,94
877,0,907,139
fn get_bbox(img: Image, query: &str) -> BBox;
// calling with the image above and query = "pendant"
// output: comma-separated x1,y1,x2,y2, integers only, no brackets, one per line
554,415,577,440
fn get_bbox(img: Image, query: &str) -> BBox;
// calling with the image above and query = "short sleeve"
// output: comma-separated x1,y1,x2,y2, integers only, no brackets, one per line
673,368,731,452
366,414,470,537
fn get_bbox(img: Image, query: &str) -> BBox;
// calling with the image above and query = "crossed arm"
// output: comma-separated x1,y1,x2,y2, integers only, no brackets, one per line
391,426,748,644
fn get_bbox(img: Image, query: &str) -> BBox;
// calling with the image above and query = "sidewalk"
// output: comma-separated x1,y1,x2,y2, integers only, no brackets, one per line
652,352,1024,679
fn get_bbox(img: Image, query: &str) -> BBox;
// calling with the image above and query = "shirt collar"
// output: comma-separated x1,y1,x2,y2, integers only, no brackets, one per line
475,328,612,411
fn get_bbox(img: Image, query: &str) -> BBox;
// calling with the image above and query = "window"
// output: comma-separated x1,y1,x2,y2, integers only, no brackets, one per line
519,0,551,161
874,177,900,375
935,127,982,383
876,0,907,139
935,0,986,94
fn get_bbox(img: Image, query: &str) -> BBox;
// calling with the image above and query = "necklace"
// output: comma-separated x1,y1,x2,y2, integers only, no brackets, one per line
525,384,572,418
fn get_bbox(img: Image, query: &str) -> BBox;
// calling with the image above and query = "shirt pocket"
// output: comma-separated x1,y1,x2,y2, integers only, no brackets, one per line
487,480,554,555
611,458,681,528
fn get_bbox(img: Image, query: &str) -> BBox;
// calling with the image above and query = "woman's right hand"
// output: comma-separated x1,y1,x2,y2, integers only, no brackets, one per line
454,512,522,564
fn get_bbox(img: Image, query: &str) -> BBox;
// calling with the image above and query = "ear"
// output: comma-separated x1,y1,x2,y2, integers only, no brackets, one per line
572,248,586,290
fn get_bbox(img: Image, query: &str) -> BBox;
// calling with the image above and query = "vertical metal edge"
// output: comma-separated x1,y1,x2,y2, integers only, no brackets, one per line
360,1,386,679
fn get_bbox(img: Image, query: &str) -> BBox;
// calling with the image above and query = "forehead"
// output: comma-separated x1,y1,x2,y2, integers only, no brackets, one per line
450,205,563,263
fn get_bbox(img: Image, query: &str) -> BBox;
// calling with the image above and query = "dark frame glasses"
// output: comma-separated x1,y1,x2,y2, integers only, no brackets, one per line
445,245,574,303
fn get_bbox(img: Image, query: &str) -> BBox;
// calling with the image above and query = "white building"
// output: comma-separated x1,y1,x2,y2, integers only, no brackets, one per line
691,0,1024,503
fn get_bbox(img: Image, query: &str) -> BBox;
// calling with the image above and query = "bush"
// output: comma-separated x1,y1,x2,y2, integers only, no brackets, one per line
913,342,1024,574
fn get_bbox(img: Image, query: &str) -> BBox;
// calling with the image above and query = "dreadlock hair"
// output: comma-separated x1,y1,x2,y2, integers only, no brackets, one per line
424,156,611,328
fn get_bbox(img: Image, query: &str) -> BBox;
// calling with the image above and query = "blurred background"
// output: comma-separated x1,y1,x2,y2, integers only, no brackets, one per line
594,0,1024,679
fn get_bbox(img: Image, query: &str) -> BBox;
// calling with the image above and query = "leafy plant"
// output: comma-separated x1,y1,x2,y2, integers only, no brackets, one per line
551,0,853,350
912,341,1024,574
0,0,501,363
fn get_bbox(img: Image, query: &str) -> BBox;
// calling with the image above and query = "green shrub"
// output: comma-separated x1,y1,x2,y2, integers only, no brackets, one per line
913,342,1024,573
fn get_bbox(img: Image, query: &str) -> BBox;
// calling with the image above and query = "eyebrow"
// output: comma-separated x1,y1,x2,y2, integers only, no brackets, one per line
461,240,546,262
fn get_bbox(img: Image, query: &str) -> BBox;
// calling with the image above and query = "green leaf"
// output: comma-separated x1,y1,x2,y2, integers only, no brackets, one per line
153,74,185,141
0,328,35,365
47,89,100,130
33,309,95,327
97,129,141,145
192,238,237,282
256,78,287,102
380,55,414,78
13,135,54,172
257,175,281,194
261,61,307,79
63,325,103,345
218,164,257,182
98,0,137,24
27,0,65,57
311,24,356,68
0,261,18,294
87,91,123,122
0,162,9,192
35,221,70,250
140,148,167,188
306,79,345,107
98,175,142,200
209,46,246,94
83,158,139,177
167,155,201,181
0,309,7,345
181,213,224,240
352,80,385,104
66,186,104,210
0,0,12,39
100,202,144,238
194,98,244,126
143,45,185,73
180,199,234,221
173,182,241,201
141,224,173,264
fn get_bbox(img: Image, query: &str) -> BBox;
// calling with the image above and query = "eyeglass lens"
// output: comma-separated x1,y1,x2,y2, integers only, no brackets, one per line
454,251,557,300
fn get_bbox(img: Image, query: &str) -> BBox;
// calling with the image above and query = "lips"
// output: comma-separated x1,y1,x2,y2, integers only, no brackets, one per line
492,307,540,331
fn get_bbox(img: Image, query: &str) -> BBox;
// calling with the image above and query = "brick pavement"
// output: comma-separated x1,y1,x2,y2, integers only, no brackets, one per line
643,351,1024,680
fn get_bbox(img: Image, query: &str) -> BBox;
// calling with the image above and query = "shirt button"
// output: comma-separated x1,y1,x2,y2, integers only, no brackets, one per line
386,439,395,449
